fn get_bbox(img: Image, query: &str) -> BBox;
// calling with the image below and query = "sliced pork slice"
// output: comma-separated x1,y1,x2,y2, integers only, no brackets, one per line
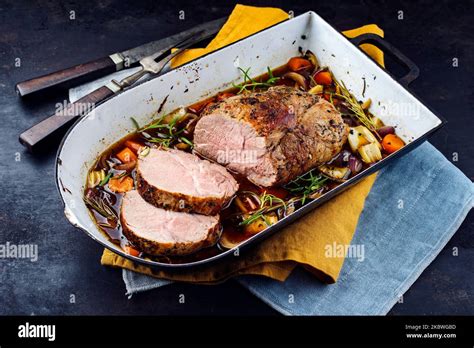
193,86,348,187
136,148,238,215
121,190,221,256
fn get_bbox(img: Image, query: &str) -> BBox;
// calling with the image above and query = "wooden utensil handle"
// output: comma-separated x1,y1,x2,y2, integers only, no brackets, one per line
15,56,118,97
19,86,115,152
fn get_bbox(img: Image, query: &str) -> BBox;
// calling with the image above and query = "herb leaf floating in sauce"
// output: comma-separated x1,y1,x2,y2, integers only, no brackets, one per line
285,169,328,204
131,112,194,149
238,191,286,226
233,67,280,94
232,191,294,236
83,191,118,221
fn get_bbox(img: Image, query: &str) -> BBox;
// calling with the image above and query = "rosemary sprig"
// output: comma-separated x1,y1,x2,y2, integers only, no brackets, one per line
285,169,328,204
131,115,193,148
84,195,118,221
233,67,280,94
333,79,381,139
239,191,286,226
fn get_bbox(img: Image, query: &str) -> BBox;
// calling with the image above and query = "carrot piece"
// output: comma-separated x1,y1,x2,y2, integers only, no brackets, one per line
116,147,137,163
314,71,332,86
124,245,140,257
287,57,312,72
124,140,143,154
108,176,134,193
381,134,404,154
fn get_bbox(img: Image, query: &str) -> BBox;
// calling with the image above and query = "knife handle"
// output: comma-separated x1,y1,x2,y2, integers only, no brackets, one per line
19,86,115,152
15,56,119,97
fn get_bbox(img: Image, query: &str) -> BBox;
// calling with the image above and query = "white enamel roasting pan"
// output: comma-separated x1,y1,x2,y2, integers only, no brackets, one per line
56,12,444,268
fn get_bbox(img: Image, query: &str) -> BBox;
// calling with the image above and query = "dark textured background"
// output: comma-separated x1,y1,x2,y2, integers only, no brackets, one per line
0,0,472,315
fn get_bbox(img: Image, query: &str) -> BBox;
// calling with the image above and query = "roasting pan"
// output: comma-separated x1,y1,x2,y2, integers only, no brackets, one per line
56,11,444,269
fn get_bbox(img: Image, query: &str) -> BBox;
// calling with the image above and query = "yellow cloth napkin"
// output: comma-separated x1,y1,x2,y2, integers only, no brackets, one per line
101,4,384,284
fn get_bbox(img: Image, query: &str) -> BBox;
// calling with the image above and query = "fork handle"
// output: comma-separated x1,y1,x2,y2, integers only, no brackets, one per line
117,67,147,89
19,86,115,152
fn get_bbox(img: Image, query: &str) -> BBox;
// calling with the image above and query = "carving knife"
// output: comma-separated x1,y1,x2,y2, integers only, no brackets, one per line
19,24,224,152
15,17,226,97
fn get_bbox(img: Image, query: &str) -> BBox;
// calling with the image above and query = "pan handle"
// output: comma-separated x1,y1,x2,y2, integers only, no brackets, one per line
349,33,419,87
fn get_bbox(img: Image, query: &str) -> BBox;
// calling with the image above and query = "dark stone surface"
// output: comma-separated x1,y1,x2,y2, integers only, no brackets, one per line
0,0,472,315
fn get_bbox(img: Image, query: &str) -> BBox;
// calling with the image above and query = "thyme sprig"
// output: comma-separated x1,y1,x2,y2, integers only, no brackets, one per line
233,67,279,94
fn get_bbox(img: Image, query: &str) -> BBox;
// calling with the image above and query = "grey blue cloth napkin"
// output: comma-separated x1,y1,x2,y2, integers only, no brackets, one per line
121,142,473,315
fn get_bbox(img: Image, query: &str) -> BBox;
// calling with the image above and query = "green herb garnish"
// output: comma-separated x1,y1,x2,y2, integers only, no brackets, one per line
233,67,280,94
98,172,112,186
83,195,118,221
239,191,286,226
131,114,193,149
285,169,328,204
333,79,380,139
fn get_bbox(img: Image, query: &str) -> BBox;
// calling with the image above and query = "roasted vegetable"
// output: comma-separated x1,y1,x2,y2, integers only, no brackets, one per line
382,134,404,154
283,72,308,90
348,155,363,174
313,71,332,86
138,146,150,158
244,213,278,234
319,165,351,182
239,192,286,227
348,125,380,152
327,149,351,167
358,143,382,163
124,140,143,154
124,245,140,257
377,126,395,138
88,169,107,188
304,50,319,71
114,161,136,172
175,142,191,151
116,147,137,163
371,116,385,129
287,57,313,72
234,196,248,213
308,84,324,94
108,176,134,193
361,98,372,110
